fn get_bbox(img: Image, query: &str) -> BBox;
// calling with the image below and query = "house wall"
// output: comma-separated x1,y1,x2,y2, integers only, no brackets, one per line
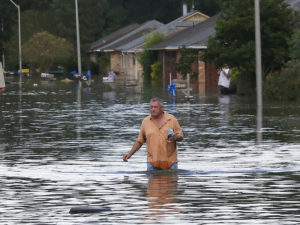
161,49,218,94
136,54,143,85
107,49,218,93
162,51,177,88
205,63,219,94
110,52,122,74
120,53,143,85
89,53,97,63
198,60,206,94
197,60,218,94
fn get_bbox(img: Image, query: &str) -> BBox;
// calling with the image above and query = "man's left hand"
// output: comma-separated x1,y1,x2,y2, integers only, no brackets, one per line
169,133,182,142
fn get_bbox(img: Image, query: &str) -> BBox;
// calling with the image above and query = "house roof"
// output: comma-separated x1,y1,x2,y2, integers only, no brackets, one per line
89,23,140,51
99,20,164,52
149,14,218,50
117,11,210,52
285,0,300,10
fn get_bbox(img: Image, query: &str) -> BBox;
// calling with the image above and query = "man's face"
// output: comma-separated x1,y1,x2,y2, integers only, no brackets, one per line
150,101,163,117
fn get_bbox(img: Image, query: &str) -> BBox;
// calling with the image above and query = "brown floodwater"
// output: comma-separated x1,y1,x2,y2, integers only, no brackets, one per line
0,76,299,224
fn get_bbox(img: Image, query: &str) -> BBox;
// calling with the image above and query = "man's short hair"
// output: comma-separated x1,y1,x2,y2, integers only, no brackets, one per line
150,97,163,107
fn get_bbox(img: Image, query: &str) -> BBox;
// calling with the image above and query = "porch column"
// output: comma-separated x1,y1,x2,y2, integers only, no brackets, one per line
134,53,138,80
198,60,206,95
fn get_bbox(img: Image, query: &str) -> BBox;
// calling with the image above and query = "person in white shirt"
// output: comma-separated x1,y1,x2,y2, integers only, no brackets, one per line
217,64,235,94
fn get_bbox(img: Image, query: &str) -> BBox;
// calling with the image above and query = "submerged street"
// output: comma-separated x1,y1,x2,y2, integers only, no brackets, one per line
0,76,299,224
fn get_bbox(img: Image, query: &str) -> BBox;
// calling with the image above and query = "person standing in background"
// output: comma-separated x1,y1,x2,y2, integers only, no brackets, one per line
218,64,236,94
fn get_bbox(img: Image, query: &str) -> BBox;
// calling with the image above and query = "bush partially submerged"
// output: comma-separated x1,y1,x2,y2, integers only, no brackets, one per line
263,61,300,101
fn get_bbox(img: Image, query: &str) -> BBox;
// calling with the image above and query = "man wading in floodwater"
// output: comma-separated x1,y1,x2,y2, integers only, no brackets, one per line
123,97,183,171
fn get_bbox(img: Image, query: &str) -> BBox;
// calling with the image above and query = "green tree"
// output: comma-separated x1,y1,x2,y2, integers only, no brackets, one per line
175,46,198,79
2,0,220,72
4,9,57,70
23,31,73,73
138,31,164,79
50,0,115,49
202,0,294,82
0,1,20,69
288,29,300,61
263,29,300,101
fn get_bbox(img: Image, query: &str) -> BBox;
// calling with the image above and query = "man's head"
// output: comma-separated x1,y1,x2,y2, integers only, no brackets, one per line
150,97,164,118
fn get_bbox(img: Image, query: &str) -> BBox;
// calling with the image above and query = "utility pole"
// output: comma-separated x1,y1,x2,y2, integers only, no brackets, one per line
255,0,262,107
255,0,263,143
75,0,82,78
1,19,5,68
9,0,22,76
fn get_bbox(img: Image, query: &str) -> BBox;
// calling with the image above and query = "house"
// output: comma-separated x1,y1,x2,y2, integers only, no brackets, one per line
118,11,210,86
89,23,140,61
89,20,164,85
89,10,210,87
149,15,219,94
285,0,300,10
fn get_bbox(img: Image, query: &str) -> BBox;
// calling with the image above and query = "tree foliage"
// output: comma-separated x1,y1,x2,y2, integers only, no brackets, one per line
2,0,221,71
23,31,73,72
263,28,300,101
263,62,300,101
138,31,164,79
288,29,300,61
202,0,294,80
175,46,198,79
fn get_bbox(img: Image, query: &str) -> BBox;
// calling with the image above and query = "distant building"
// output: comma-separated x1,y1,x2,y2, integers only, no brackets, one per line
89,0,299,94
89,10,218,93
149,15,219,94
89,20,164,86
285,0,300,10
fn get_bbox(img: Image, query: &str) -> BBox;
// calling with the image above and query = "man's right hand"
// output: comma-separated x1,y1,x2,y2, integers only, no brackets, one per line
123,141,142,162
123,154,130,162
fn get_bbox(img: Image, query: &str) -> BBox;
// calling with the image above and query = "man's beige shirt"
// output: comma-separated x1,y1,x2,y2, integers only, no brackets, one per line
137,112,183,169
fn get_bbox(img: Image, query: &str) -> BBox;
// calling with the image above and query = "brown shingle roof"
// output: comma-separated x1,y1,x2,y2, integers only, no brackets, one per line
89,23,140,51
149,15,218,50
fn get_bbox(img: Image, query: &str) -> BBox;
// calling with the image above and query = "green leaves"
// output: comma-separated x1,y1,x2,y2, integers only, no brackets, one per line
138,31,164,79
175,46,198,79
204,0,294,74
23,32,73,72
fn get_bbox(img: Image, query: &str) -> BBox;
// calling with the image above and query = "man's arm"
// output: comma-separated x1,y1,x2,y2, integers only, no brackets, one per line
224,69,232,78
123,141,143,162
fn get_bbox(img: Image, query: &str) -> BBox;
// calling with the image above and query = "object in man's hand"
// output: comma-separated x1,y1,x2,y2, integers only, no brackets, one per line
167,129,174,139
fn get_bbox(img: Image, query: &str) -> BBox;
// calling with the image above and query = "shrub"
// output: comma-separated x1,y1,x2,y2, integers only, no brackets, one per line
23,31,73,73
263,61,300,101
150,61,162,80
175,46,198,79
138,31,164,79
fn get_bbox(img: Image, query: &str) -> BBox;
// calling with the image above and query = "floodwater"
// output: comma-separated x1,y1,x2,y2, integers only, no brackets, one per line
0,76,299,225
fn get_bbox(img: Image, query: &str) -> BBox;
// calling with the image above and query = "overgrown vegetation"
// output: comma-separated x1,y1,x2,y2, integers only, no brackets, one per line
263,29,300,101
2,0,219,72
22,31,73,73
150,61,162,80
202,0,294,93
175,46,198,79
138,31,164,79
263,63,300,101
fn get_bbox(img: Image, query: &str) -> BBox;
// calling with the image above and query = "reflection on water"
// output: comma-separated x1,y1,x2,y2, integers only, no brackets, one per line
0,76,300,224
124,171,180,219
257,104,263,145
76,81,82,142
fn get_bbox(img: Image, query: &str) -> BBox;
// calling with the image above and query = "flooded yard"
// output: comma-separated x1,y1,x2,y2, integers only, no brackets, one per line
0,76,299,224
